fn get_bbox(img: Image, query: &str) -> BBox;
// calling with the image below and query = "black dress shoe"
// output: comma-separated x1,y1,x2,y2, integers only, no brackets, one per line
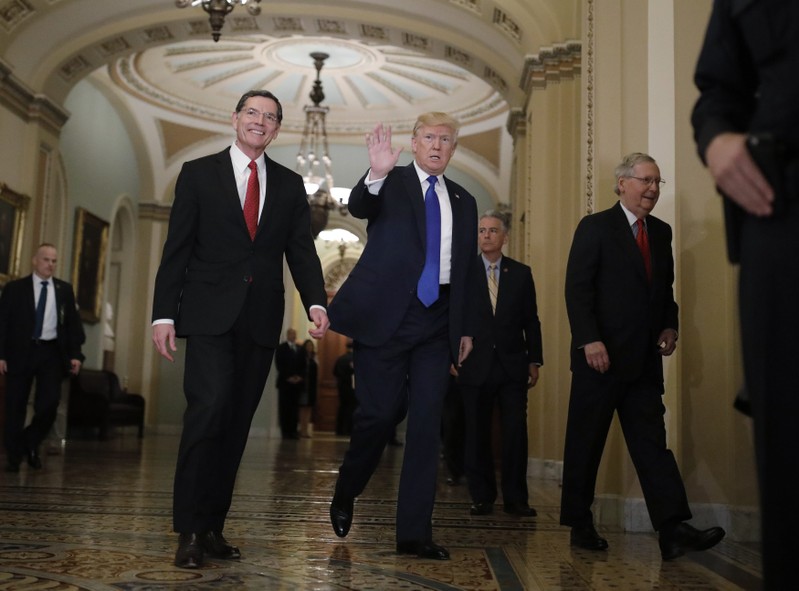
659,522,726,560
469,502,494,516
175,533,205,569
503,502,537,517
26,449,42,470
330,494,354,538
200,530,241,559
570,525,609,550
396,540,450,560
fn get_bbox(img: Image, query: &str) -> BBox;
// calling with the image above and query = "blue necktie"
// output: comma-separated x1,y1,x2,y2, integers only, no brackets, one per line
417,176,440,307
33,280,47,339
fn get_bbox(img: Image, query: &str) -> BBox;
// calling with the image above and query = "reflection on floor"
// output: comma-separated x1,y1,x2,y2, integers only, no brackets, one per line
1,432,761,590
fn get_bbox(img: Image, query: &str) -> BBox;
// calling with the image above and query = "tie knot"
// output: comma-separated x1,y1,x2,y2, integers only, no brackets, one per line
488,264,496,271
427,175,437,187
248,160,257,171
41,281,47,287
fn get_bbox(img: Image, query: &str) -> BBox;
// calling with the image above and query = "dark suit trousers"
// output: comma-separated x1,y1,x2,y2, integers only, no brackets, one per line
335,293,451,543
461,357,530,506
173,299,274,534
3,341,63,456
738,207,799,588
278,384,300,438
559,368,691,531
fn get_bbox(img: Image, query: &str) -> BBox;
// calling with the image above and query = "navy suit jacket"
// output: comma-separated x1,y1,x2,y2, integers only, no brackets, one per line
565,202,678,385
328,163,477,358
152,148,326,348
457,255,543,386
0,274,85,375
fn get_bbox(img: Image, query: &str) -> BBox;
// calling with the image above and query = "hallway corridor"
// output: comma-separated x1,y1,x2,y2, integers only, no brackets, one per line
1,432,761,590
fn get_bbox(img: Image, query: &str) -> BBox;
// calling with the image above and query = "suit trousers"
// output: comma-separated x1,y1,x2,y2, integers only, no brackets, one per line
173,298,274,534
335,292,451,543
738,206,799,588
3,340,63,456
461,357,530,506
559,368,691,531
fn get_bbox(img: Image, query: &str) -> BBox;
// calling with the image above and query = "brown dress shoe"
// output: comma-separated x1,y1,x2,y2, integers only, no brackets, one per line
175,533,205,569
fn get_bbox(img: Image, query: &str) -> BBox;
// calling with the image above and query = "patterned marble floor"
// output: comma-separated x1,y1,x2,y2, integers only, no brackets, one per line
0,432,762,590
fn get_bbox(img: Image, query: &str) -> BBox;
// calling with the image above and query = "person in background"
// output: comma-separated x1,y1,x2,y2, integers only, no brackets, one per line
327,112,477,560
298,339,318,438
151,90,328,569
333,340,355,436
457,210,542,518
560,152,725,560
692,2,799,586
275,328,306,440
0,243,85,473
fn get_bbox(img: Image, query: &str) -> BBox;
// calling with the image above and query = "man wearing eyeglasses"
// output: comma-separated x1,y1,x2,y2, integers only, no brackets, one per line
152,90,329,569
560,152,725,560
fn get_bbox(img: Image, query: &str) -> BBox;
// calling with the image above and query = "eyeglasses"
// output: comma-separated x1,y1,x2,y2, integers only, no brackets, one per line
241,108,279,124
627,175,666,188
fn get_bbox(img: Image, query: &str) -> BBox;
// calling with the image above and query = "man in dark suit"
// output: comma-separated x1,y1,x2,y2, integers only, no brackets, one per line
692,3,799,586
0,243,84,472
457,210,542,518
274,327,305,440
560,153,725,560
327,113,477,560
151,90,329,569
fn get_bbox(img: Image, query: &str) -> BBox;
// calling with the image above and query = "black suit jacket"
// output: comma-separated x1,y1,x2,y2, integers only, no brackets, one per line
565,202,678,385
458,255,543,386
0,274,85,375
275,341,306,389
152,148,326,347
328,163,477,358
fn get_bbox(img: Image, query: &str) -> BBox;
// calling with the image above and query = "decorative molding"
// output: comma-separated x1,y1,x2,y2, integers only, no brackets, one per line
585,0,595,214
323,257,357,293
519,40,581,96
0,60,69,134
449,0,481,16
505,107,526,141
316,19,346,35
0,0,34,33
492,8,522,44
273,17,303,33
138,202,171,222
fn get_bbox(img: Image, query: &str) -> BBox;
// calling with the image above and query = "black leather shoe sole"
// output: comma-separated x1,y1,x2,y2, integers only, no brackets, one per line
660,525,726,560
396,541,450,560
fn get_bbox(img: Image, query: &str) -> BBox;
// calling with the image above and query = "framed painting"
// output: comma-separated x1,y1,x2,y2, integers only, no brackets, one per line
71,207,109,324
0,182,30,287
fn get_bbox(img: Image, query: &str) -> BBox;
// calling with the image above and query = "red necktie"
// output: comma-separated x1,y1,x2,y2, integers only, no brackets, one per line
636,218,651,281
244,160,259,240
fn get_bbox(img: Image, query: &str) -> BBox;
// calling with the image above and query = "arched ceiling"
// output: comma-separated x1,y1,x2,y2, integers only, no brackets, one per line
0,0,581,209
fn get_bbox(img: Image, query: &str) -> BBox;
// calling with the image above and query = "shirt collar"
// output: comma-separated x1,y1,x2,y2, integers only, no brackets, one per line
413,161,440,187
619,201,645,228
32,272,50,285
481,253,502,272
230,142,264,173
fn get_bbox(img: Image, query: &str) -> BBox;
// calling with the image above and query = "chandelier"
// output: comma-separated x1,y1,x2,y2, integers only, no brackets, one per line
175,0,262,42
296,52,350,238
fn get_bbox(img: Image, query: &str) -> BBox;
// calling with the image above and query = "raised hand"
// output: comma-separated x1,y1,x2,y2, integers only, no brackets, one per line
366,122,403,180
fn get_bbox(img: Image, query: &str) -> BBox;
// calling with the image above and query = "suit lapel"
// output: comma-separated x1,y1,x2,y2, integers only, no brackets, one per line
403,164,426,247
445,177,463,266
